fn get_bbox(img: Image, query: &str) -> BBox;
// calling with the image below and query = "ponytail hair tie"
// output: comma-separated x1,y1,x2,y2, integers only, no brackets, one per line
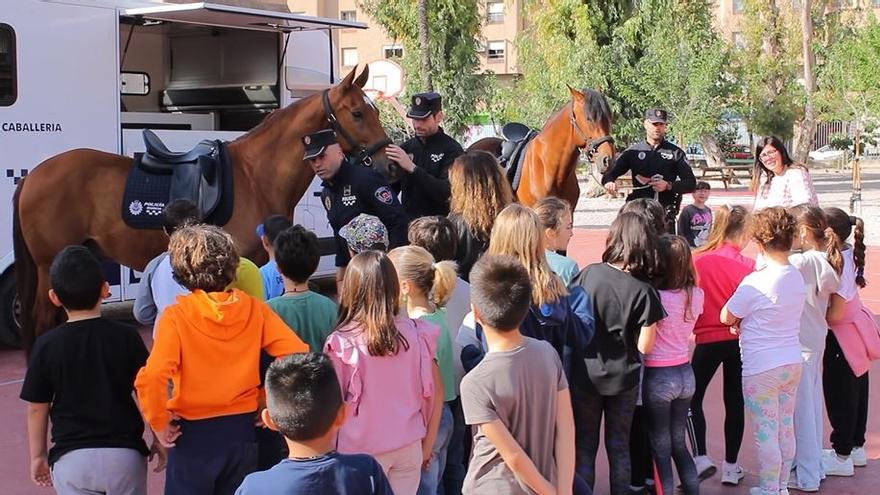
849,215,858,226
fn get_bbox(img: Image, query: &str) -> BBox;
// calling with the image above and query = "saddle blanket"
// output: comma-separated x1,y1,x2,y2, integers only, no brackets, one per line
121,146,234,230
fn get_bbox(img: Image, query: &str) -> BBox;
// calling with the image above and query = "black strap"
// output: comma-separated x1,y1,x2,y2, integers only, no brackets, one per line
321,89,392,166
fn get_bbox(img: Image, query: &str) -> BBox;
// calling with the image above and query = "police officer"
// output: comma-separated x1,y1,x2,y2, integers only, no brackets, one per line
385,92,464,218
303,129,409,285
602,108,696,232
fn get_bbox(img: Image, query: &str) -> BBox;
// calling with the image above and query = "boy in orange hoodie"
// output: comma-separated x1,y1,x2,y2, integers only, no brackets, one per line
135,224,307,495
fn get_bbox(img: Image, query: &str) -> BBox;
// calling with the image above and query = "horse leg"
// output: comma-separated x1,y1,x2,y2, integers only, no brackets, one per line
561,169,581,213
33,267,63,339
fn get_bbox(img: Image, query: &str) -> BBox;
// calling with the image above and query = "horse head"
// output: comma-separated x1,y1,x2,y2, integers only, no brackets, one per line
568,86,616,175
325,66,400,182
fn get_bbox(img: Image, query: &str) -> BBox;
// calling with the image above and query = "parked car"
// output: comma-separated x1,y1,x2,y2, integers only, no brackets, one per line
726,144,753,160
808,145,850,162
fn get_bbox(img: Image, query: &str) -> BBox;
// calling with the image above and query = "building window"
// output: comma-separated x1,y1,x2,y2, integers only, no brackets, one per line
487,40,505,61
0,24,16,106
732,0,744,13
732,32,745,49
383,44,404,59
340,10,357,22
487,1,504,23
341,48,358,67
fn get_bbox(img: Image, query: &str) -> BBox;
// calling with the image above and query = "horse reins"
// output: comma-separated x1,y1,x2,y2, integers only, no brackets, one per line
321,89,392,167
568,103,614,186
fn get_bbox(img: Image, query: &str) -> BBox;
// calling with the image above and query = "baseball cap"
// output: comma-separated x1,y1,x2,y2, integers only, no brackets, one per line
340,214,389,254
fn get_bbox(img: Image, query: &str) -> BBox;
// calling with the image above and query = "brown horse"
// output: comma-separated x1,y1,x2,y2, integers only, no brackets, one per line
13,66,394,350
469,87,615,209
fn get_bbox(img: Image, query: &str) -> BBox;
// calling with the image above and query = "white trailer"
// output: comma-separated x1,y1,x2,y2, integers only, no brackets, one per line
0,0,362,345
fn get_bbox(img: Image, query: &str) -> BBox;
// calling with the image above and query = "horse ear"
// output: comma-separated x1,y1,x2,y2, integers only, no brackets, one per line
354,64,370,88
568,85,584,101
339,66,358,90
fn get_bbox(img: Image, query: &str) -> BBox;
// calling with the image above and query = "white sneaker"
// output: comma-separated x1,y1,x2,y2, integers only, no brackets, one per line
852,446,868,467
787,472,819,492
721,462,745,485
822,452,855,477
693,455,717,481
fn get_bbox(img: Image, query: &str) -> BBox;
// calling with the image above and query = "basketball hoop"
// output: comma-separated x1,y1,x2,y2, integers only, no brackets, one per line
363,60,404,99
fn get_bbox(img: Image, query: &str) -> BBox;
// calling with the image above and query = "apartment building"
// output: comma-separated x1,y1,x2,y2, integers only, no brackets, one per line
287,0,524,83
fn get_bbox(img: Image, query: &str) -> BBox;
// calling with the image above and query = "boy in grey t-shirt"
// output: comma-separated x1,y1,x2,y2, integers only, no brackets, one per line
460,255,576,494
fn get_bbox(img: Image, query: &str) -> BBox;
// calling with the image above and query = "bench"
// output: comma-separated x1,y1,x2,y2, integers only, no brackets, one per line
692,158,754,189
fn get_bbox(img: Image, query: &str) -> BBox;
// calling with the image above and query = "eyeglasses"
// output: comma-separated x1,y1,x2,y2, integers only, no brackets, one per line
759,149,778,160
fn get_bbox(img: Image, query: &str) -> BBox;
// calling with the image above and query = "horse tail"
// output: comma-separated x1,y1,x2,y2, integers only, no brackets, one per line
13,176,37,352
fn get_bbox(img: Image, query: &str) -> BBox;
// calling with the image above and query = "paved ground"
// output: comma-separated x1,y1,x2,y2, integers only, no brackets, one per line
0,166,877,494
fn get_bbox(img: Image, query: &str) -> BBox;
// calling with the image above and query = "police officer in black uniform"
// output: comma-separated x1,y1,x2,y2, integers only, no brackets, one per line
303,129,409,285
602,108,696,232
385,92,464,218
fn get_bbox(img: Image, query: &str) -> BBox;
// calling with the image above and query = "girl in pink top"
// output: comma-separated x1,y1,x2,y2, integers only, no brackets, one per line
690,205,754,484
752,136,818,210
642,235,704,495
822,208,879,475
324,251,441,495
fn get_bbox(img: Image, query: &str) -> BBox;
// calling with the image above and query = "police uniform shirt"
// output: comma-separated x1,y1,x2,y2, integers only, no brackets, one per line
601,139,697,207
398,127,463,218
321,159,409,267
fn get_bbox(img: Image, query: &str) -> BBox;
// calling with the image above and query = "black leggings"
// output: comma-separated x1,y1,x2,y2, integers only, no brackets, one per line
574,385,639,495
823,331,869,456
690,340,744,463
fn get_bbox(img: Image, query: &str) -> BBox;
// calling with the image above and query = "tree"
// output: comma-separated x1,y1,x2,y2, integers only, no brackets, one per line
360,0,489,137
417,0,432,90
504,0,735,155
817,19,880,214
791,0,817,163
732,0,803,140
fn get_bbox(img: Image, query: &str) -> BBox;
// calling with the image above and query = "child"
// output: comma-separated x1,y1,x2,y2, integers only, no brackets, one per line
235,353,393,494
721,207,805,495
341,213,389,257
21,246,162,493
690,205,754,485
324,251,442,495
534,197,580,285
787,206,842,491
487,204,592,380
822,208,878,476
677,181,713,248
267,225,337,353
135,224,308,495
134,198,201,326
407,215,471,494
388,245,458,495
643,235,704,495
257,214,293,300
570,212,665,494
461,254,575,494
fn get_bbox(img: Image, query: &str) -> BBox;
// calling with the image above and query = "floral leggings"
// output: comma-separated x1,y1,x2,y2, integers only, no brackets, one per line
743,363,803,495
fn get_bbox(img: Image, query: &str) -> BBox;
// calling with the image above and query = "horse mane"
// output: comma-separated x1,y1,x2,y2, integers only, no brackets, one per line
579,88,613,131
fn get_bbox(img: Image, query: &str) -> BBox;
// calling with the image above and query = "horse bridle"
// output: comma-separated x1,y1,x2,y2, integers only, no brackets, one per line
322,89,392,167
568,104,614,162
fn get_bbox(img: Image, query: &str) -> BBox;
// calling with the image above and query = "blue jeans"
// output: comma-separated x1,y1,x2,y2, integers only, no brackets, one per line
418,404,454,495
644,364,698,495
442,398,466,495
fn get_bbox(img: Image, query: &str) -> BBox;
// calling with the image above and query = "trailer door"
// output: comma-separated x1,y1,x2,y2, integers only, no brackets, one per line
0,1,119,276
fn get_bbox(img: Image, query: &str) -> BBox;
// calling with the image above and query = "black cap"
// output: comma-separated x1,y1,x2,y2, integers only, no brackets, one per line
645,108,668,123
406,92,442,119
302,129,338,160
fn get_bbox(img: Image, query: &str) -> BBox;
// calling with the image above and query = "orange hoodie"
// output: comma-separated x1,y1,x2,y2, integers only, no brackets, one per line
135,289,307,432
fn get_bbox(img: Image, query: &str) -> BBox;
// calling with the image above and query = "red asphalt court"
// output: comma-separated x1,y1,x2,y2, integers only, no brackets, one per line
1,224,879,494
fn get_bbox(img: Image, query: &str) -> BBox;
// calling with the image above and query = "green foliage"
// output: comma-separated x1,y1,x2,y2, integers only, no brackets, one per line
817,19,880,125
501,0,734,147
359,0,490,138
730,0,803,139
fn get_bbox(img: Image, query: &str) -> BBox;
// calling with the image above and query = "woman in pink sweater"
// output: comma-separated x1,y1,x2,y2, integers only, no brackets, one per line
690,205,755,484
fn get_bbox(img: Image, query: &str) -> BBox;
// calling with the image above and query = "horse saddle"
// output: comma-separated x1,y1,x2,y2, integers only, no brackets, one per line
499,122,537,192
121,130,234,230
